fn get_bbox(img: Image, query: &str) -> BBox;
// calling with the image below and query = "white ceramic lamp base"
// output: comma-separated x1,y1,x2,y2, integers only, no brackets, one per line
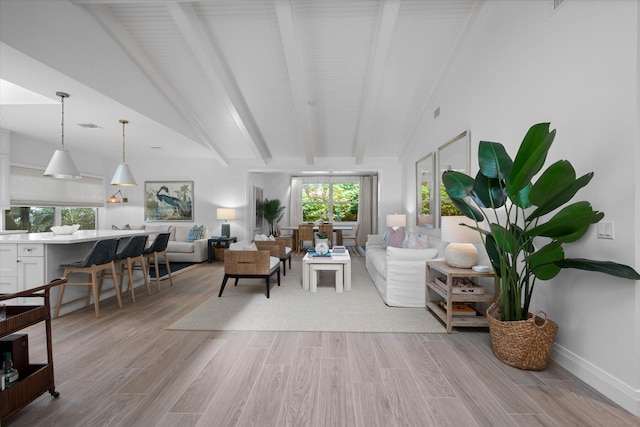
445,243,478,268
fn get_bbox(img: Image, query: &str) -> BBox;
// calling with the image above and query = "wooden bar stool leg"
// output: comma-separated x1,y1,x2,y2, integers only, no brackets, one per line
91,270,100,318
111,262,123,308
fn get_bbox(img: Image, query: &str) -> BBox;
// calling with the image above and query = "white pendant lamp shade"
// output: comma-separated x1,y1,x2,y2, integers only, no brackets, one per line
44,92,81,179
44,149,80,179
111,119,137,186
111,163,136,186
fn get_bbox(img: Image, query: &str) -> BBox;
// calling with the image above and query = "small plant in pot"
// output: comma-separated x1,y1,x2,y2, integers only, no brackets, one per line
256,198,285,236
443,122,640,370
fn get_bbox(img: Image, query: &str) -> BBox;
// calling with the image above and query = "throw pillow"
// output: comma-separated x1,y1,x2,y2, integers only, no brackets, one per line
111,225,120,230
404,233,430,249
254,234,268,241
385,227,406,248
186,230,195,243
191,225,205,240
229,240,249,250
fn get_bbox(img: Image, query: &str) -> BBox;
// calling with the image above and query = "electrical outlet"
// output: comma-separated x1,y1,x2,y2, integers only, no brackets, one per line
596,221,614,239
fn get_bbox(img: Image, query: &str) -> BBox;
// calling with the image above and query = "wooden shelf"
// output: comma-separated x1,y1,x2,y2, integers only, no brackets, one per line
426,260,497,333
1,279,65,422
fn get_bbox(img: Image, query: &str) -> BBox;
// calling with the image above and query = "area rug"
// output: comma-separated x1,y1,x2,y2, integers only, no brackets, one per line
168,257,446,333
149,262,198,279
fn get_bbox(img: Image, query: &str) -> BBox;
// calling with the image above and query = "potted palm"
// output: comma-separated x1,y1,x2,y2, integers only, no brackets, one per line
256,198,285,236
443,122,640,370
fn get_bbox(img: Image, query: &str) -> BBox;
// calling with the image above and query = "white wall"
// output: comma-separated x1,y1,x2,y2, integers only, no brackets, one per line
402,0,639,415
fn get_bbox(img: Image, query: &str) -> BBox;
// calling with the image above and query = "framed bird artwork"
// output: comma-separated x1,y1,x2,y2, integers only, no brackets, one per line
144,181,194,221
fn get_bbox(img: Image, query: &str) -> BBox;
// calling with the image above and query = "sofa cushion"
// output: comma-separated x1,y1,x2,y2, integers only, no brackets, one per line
167,241,195,254
382,228,405,248
386,246,438,261
404,233,430,249
174,226,192,242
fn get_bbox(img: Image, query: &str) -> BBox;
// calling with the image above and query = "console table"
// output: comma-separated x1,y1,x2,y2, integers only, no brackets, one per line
207,236,237,263
426,260,497,333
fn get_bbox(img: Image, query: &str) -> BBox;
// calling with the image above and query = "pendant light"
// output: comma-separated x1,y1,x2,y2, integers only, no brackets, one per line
44,92,81,179
110,119,137,186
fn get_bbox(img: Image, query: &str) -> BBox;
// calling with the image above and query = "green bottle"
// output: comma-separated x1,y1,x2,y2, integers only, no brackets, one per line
2,352,19,388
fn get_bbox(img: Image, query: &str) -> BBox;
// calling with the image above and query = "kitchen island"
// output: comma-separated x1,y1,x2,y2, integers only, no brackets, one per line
0,230,150,316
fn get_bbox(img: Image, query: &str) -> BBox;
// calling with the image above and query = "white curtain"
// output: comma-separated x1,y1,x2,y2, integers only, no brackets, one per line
289,176,303,226
358,175,378,245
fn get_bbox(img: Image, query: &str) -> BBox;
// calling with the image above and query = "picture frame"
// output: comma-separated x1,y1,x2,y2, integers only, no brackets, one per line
145,181,194,221
254,186,263,229
416,152,435,228
436,130,471,228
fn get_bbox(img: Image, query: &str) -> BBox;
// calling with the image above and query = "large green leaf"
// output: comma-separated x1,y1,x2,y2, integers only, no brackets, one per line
507,123,556,200
528,242,564,280
471,171,506,208
527,201,603,242
511,182,532,209
449,197,485,221
556,259,640,280
442,170,474,199
478,141,512,179
527,161,594,221
484,235,503,278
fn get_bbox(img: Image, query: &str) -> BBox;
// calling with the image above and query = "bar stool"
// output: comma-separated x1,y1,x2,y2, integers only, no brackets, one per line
143,232,174,291
54,238,121,319
102,235,151,303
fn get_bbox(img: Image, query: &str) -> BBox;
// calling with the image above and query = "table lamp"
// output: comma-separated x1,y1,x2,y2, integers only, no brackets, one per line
217,208,236,237
440,215,483,268
386,214,406,230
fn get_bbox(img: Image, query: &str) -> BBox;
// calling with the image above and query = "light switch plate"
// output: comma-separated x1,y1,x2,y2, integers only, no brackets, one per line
596,221,614,239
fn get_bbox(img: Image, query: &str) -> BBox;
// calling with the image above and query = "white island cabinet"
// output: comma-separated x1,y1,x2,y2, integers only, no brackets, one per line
0,230,149,316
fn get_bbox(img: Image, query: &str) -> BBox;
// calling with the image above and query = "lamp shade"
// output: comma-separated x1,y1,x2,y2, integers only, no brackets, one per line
441,216,482,268
386,214,406,229
217,208,236,220
44,149,81,179
111,163,137,186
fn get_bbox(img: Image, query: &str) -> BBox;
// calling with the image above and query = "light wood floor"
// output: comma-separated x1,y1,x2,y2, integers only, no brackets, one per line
4,260,638,426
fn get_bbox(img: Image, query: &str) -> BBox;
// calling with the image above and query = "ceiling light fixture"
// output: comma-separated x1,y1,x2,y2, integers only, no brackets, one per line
44,92,81,179
110,119,137,186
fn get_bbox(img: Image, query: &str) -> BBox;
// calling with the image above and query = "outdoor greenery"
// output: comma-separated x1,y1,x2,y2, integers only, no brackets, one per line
4,207,96,231
443,122,640,321
256,198,285,236
302,183,359,222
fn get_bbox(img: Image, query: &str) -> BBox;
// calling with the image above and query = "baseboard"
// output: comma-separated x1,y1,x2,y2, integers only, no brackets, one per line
551,344,640,416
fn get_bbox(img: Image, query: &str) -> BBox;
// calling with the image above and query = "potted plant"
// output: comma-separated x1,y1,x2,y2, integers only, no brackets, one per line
256,198,285,236
442,122,640,370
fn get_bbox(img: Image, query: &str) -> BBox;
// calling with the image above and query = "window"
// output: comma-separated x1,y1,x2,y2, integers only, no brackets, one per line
4,207,54,232
4,207,96,232
302,182,359,222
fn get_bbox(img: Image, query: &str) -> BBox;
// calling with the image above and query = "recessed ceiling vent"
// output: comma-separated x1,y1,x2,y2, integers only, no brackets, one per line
78,123,101,129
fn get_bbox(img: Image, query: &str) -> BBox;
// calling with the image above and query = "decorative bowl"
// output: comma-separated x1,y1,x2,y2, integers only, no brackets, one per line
50,224,80,235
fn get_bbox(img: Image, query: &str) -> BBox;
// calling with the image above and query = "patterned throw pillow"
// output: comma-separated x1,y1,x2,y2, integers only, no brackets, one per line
191,225,205,240
404,233,430,249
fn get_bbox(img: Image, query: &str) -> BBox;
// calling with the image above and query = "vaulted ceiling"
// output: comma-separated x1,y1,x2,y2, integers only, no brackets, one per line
0,0,480,168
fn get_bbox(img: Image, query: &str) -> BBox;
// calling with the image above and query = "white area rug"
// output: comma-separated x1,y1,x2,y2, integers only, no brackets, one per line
168,257,446,333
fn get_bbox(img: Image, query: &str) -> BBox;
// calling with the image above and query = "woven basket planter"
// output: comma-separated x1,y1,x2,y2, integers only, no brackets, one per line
486,302,559,371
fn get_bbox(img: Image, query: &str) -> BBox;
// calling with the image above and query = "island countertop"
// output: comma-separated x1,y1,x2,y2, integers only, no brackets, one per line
0,229,148,244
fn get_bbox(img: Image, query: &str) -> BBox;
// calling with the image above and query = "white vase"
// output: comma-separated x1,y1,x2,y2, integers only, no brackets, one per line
315,239,329,255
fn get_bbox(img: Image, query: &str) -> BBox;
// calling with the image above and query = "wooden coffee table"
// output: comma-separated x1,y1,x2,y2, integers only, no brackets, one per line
302,252,351,292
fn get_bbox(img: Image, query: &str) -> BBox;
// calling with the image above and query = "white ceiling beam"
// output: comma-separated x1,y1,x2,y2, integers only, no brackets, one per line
274,0,315,165
166,2,271,165
78,3,229,165
353,0,400,165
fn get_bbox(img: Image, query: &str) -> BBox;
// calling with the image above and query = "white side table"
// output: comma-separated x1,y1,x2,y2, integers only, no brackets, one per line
302,252,351,292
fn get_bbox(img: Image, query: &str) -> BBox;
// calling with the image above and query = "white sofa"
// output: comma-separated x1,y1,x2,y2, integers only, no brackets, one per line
365,234,444,307
132,224,210,263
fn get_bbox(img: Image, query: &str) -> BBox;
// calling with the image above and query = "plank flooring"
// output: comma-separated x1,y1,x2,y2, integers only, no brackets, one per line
4,261,638,426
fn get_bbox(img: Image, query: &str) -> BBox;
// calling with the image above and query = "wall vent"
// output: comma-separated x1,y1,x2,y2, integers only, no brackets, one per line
78,123,101,129
433,106,440,119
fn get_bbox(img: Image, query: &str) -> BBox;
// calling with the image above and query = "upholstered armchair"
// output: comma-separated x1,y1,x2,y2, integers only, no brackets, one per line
219,249,281,298
253,238,293,276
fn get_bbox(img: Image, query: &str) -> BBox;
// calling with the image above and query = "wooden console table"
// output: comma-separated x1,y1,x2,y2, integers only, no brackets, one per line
1,279,65,422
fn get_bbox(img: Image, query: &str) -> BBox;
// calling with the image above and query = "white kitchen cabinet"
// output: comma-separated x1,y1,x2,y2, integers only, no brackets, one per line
0,243,44,305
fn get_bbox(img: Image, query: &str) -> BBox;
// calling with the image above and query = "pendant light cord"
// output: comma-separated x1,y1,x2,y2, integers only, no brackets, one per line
120,119,129,163
60,94,65,150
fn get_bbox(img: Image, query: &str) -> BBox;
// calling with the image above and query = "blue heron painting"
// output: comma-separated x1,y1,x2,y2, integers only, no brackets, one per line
145,181,193,221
